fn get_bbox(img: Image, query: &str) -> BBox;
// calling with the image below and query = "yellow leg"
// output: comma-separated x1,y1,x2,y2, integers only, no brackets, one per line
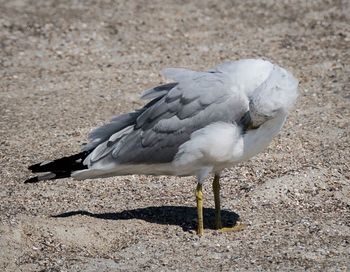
212,174,222,229
195,183,204,236
219,223,245,232
213,174,245,233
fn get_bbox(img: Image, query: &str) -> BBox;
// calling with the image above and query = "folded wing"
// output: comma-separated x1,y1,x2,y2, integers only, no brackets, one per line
84,69,249,168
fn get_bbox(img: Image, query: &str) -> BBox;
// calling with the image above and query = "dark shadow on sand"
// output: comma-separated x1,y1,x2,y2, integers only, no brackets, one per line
52,206,240,232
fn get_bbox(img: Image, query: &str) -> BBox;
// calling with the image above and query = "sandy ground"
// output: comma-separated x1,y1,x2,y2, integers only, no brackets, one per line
0,0,349,271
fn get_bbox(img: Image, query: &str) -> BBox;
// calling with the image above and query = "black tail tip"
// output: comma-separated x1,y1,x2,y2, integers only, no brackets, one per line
28,161,49,173
28,163,38,171
24,176,39,184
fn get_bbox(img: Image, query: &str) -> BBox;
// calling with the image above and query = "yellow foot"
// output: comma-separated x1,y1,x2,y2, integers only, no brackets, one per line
218,222,246,232
197,227,204,236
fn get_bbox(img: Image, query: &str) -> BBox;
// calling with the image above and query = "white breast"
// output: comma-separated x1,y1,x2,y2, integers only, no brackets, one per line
173,111,287,175
240,112,287,162
173,122,243,174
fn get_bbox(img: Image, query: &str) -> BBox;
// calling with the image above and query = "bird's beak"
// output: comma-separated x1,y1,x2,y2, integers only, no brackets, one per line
239,111,260,132
239,111,252,132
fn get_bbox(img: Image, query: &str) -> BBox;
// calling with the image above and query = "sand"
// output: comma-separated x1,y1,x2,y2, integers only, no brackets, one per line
0,0,349,271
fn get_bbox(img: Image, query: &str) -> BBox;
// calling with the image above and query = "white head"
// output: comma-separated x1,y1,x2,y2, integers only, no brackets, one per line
249,65,299,127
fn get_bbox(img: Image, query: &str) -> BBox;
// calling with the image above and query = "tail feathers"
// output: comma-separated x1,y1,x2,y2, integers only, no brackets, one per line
25,151,90,183
24,172,69,183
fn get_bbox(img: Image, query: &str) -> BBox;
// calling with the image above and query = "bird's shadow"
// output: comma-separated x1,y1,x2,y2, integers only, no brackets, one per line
52,206,240,232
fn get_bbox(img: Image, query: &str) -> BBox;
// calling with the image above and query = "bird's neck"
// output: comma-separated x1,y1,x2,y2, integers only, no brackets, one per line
241,112,287,161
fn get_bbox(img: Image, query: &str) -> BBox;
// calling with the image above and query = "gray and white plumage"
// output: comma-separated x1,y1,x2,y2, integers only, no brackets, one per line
26,59,298,184
73,59,298,181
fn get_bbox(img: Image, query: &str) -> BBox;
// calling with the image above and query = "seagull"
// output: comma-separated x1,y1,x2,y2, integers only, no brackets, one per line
25,59,299,235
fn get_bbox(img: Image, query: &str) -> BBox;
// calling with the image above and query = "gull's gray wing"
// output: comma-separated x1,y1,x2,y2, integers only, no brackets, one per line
83,112,139,151
140,82,178,100
86,70,249,166
83,83,177,151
